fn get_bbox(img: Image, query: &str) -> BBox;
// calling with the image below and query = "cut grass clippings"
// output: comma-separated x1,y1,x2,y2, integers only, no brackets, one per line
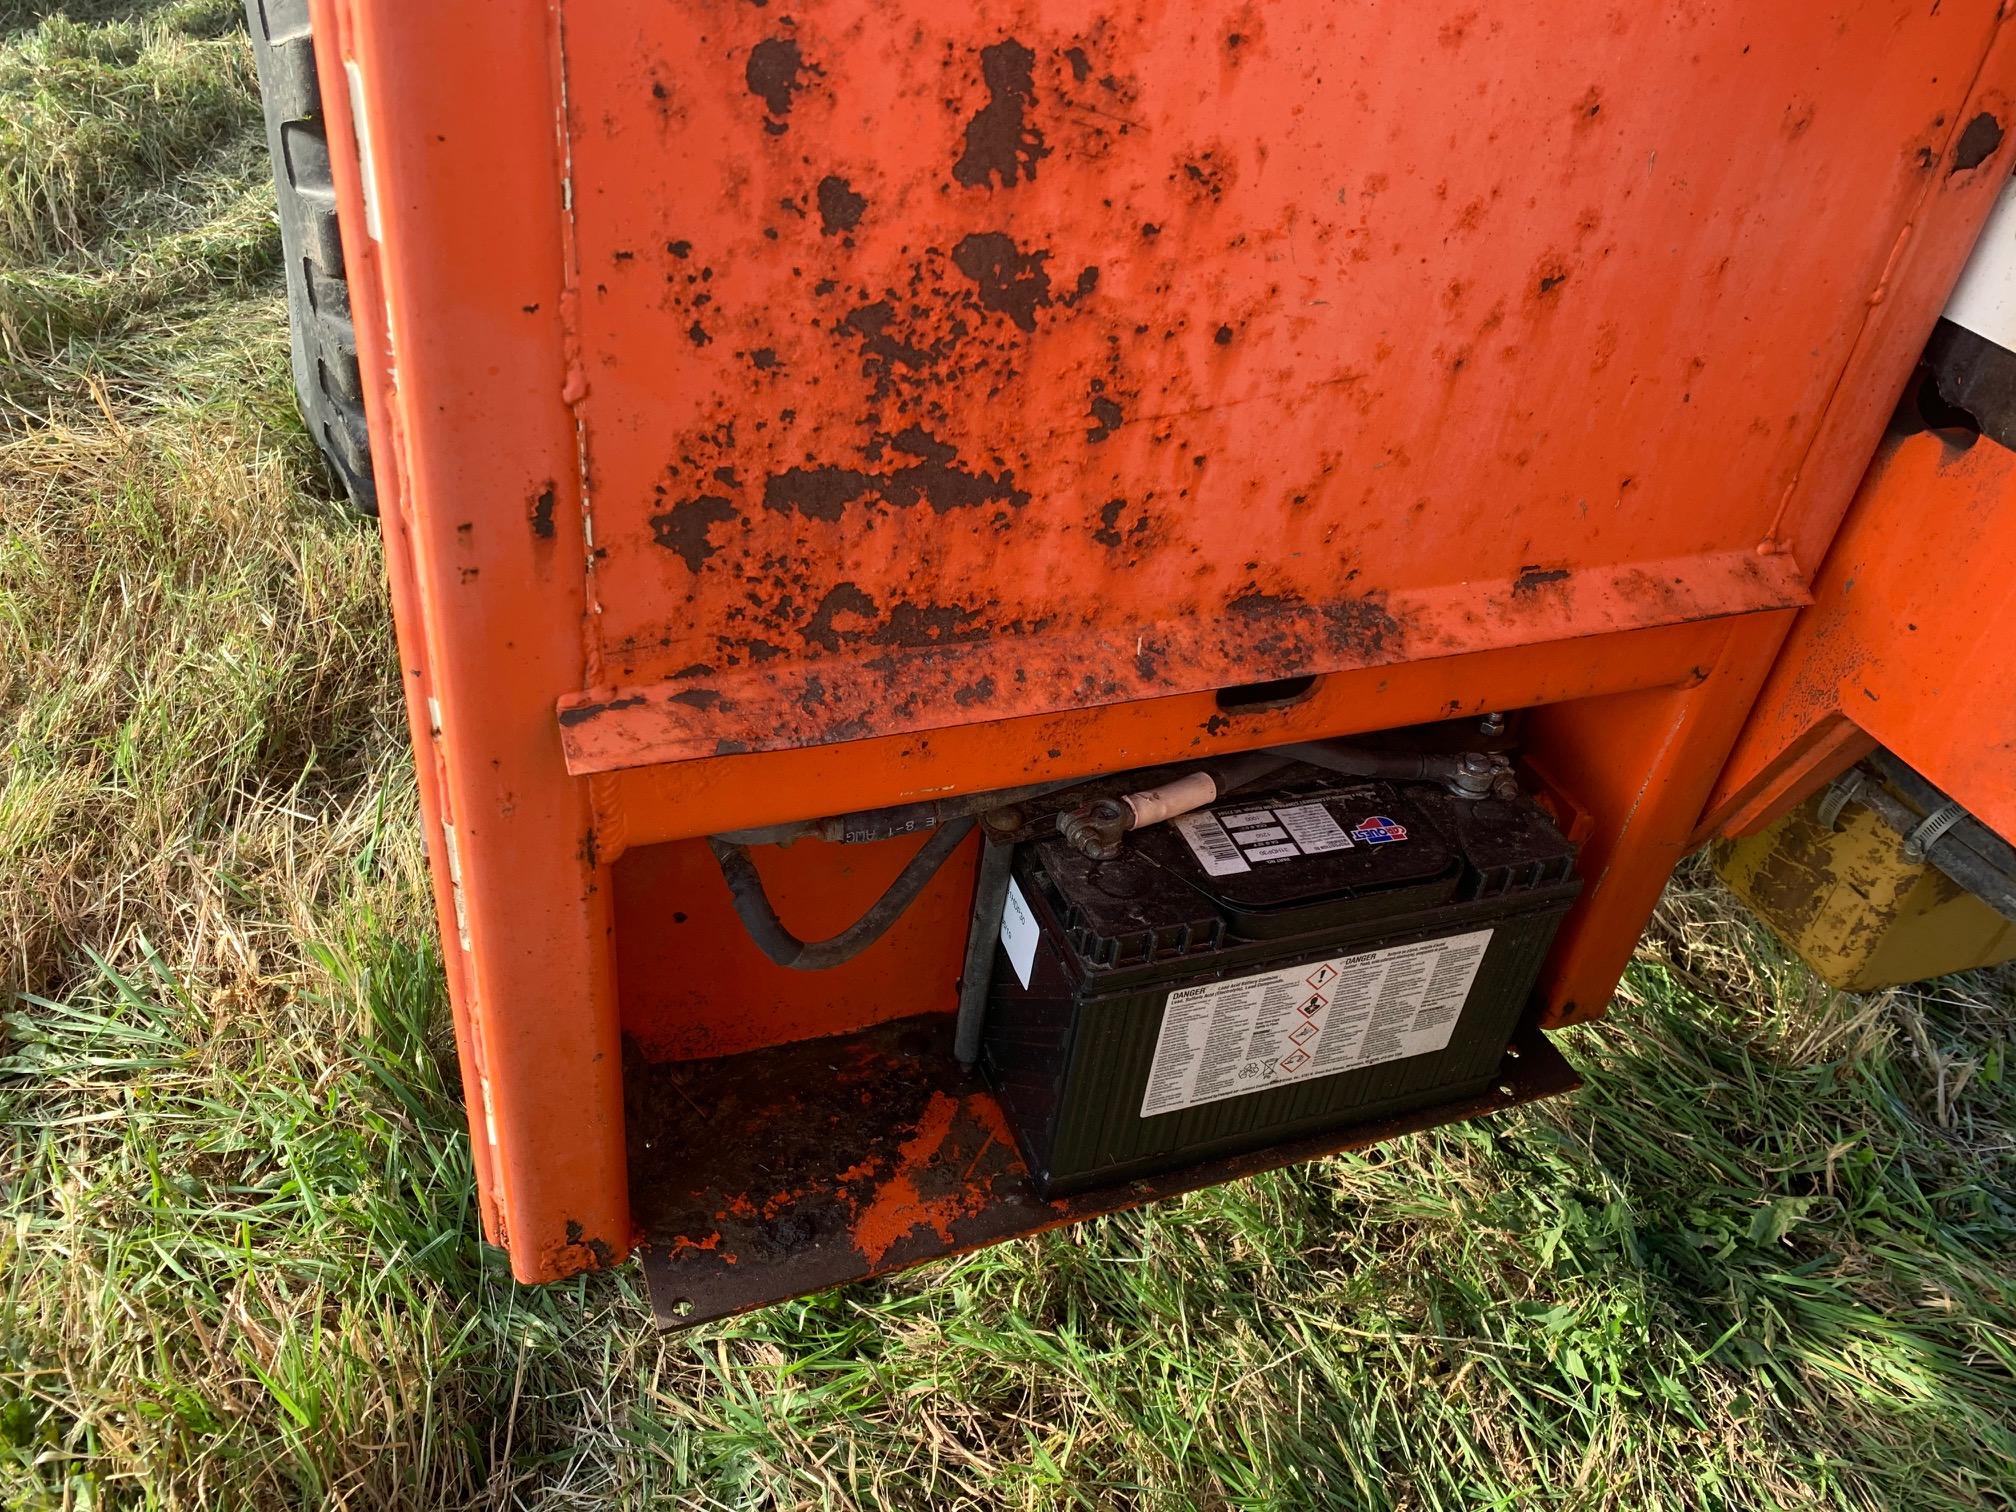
2,4,2014,1508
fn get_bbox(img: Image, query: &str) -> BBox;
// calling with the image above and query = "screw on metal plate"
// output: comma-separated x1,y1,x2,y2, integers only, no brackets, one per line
1479,711,1507,737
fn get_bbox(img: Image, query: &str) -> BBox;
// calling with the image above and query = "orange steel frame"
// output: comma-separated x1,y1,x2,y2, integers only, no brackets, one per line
1703,420,2016,848
310,0,2016,1285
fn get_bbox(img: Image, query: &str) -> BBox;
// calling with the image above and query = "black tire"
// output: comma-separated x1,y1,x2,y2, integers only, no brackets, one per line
245,0,377,515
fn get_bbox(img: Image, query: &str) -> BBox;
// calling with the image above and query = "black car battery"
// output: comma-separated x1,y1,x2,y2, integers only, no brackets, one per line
980,766,1580,1196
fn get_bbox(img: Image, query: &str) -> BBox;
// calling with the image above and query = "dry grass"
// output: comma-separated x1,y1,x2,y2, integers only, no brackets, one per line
2,4,2013,1508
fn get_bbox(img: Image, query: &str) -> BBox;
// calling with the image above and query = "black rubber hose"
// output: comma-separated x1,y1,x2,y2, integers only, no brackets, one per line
707,816,979,970
712,776,1086,848
1852,773,2016,922
1270,740,1444,782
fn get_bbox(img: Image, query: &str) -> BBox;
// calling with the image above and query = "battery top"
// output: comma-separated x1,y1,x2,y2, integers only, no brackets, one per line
1135,779,1458,917
1032,775,1489,962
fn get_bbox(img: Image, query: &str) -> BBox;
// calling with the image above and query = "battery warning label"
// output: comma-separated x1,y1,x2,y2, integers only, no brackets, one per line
1172,801,1355,875
1139,929,1494,1118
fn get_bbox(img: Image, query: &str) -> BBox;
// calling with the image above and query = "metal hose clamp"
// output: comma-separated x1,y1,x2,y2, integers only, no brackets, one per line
1816,770,1867,830
1901,799,1966,863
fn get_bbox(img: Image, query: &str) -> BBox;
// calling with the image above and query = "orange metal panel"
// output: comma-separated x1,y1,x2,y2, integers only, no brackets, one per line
614,829,980,1061
551,1,1997,771
309,0,2016,1287
1524,612,1796,1025
1707,425,2016,847
313,0,629,1278
601,616,1754,846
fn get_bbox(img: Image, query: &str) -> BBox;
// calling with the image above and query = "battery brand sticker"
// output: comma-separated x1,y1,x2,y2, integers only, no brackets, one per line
1349,814,1409,845
998,877,1041,989
1173,812,1252,875
1139,929,1494,1118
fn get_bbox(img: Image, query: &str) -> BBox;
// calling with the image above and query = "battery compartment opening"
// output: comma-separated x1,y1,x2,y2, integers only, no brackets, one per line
623,717,1587,1328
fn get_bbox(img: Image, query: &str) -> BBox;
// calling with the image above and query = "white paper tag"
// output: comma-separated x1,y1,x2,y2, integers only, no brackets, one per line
999,876,1040,989
1139,929,1494,1117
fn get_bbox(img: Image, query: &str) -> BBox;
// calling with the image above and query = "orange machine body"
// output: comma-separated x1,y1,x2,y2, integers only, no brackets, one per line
308,0,2016,1306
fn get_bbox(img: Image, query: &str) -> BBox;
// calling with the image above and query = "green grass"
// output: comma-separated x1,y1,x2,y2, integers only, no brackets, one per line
2,3,2014,1507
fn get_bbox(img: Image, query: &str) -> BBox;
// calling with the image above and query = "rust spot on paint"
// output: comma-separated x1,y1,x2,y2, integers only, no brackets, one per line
1176,150,1230,202
650,495,740,571
1229,587,1302,618
529,482,556,540
559,694,647,727
873,602,989,647
1513,564,1572,595
952,675,997,707
1322,594,1402,657
952,231,1053,332
1086,386,1124,442
802,582,878,651
839,299,939,390
762,428,1029,521
954,39,1050,189
816,174,867,234
1952,112,2003,173
562,1220,618,1271
746,36,814,131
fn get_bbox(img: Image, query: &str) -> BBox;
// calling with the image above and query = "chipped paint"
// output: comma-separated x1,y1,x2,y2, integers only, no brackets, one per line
630,1013,1580,1327
542,1,2001,776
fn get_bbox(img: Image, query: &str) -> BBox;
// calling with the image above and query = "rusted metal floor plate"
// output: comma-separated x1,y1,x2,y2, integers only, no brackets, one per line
630,1013,1579,1329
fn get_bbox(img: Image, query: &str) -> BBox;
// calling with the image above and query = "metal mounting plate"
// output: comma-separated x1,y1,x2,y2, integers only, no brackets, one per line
631,1012,1579,1329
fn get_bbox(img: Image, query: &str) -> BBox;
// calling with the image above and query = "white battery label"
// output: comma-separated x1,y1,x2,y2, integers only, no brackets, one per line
1176,799,1355,869
1172,812,1251,875
1139,929,1494,1117
1219,809,1278,830
998,877,1040,989
1274,802,1353,854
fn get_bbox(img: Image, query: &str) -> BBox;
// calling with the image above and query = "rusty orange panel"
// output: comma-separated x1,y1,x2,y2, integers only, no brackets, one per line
604,614,1754,847
1708,424,2016,847
311,0,2016,1287
553,1,1998,772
